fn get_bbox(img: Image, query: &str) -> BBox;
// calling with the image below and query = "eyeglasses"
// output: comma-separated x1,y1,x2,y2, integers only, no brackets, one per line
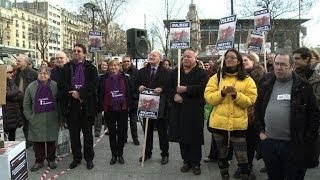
123,61,130,63
274,62,289,68
6,71,13,74
56,57,65,59
225,56,238,60
73,50,82,53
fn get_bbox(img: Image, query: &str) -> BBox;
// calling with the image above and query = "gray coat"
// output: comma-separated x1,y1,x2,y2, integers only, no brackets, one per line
23,81,59,142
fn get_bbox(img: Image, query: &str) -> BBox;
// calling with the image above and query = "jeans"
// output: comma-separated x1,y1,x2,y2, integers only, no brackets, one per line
261,138,306,180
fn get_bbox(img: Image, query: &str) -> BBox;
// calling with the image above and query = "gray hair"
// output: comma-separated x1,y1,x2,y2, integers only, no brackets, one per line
38,66,52,76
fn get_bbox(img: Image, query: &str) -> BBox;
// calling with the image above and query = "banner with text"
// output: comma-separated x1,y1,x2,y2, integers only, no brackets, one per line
89,31,102,53
254,9,271,32
216,15,237,51
246,30,264,53
170,22,190,49
137,88,160,119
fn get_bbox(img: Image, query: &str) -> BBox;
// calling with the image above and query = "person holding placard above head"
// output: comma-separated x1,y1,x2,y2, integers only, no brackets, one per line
204,49,257,180
136,49,170,165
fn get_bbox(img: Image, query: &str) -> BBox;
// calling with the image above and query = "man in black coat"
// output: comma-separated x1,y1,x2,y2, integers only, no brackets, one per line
122,55,140,145
255,51,320,180
136,49,170,165
168,48,209,175
57,43,98,170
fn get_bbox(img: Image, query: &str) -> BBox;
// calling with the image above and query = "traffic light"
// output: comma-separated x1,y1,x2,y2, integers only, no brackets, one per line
126,28,148,59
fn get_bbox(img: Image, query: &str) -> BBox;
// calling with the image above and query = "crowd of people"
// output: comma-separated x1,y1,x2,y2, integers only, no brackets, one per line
2,44,320,180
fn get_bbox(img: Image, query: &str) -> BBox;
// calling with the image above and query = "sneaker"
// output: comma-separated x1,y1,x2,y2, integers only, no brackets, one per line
192,166,201,175
48,161,57,169
233,167,241,179
31,163,44,172
180,163,191,173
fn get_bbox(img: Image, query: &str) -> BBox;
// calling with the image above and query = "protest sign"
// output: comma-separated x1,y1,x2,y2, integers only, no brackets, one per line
216,15,237,51
170,22,190,49
137,89,160,119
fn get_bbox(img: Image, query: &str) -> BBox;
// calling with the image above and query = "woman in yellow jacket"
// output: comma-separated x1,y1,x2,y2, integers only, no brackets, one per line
204,49,257,180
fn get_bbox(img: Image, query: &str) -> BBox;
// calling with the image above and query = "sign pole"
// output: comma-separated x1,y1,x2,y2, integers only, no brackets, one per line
263,32,267,73
0,106,4,148
177,49,181,86
141,117,149,167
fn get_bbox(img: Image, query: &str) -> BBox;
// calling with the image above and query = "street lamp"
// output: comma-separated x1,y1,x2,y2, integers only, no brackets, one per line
83,2,101,61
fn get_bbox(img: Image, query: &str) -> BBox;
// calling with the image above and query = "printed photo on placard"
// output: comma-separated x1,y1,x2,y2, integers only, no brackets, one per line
137,88,160,119
246,30,264,52
216,15,237,51
89,31,102,53
254,9,271,32
170,22,190,49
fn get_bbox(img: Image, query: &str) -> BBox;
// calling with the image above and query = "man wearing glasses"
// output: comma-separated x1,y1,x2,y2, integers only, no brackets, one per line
293,47,320,106
57,44,98,170
255,51,320,180
122,55,140,146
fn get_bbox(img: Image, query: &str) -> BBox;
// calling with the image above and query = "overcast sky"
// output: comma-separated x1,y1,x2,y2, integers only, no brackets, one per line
36,0,320,47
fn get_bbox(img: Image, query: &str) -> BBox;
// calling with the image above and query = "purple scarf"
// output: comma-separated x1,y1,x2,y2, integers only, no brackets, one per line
72,60,85,89
34,80,55,113
106,73,126,111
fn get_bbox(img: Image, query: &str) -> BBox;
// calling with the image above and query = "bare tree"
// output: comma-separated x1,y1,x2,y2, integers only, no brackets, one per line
29,21,53,60
236,0,315,51
148,0,185,59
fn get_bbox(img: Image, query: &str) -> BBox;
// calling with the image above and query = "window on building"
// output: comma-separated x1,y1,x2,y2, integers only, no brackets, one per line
16,30,19,37
23,32,25,38
16,40,19,47
16,20,19,27
23,41,26,48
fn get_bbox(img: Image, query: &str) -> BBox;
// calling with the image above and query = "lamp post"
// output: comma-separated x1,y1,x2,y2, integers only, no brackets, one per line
83,2,100,61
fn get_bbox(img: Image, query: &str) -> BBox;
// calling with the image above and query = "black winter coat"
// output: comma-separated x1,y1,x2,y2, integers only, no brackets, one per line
136,63,170,119
57,60,98,117
168,65,209,144
123,65,139,108
98,72,132,112
255,72,320,168
3,79,24,131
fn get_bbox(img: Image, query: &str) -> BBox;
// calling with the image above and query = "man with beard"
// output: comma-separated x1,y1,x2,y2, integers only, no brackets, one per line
58,44,98,170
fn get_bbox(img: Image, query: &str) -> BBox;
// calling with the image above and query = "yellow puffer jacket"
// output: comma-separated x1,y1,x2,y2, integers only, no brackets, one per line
204,73,257,131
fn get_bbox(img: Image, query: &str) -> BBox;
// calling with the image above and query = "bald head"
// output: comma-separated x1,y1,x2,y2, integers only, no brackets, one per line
148,50,161,66
55,51,68,67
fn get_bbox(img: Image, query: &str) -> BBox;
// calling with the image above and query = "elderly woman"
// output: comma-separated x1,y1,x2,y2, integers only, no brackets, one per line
204,49,257,180
3,65,23,141
98,59,131,165
23,66,59,172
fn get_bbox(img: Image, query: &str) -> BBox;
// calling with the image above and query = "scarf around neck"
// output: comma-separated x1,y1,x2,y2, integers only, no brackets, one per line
34,80,55,113
103,73,127,111
72,60,85,89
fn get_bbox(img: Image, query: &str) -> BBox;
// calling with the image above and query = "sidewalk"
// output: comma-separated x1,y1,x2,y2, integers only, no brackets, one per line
15,124,319,180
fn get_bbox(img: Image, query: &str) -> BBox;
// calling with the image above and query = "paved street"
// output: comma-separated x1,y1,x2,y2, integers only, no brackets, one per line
15,122,320,180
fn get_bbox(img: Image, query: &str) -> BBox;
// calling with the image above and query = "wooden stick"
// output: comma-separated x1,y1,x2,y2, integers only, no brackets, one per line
141,117,149,167
263,32,267,73
177,49,181,86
